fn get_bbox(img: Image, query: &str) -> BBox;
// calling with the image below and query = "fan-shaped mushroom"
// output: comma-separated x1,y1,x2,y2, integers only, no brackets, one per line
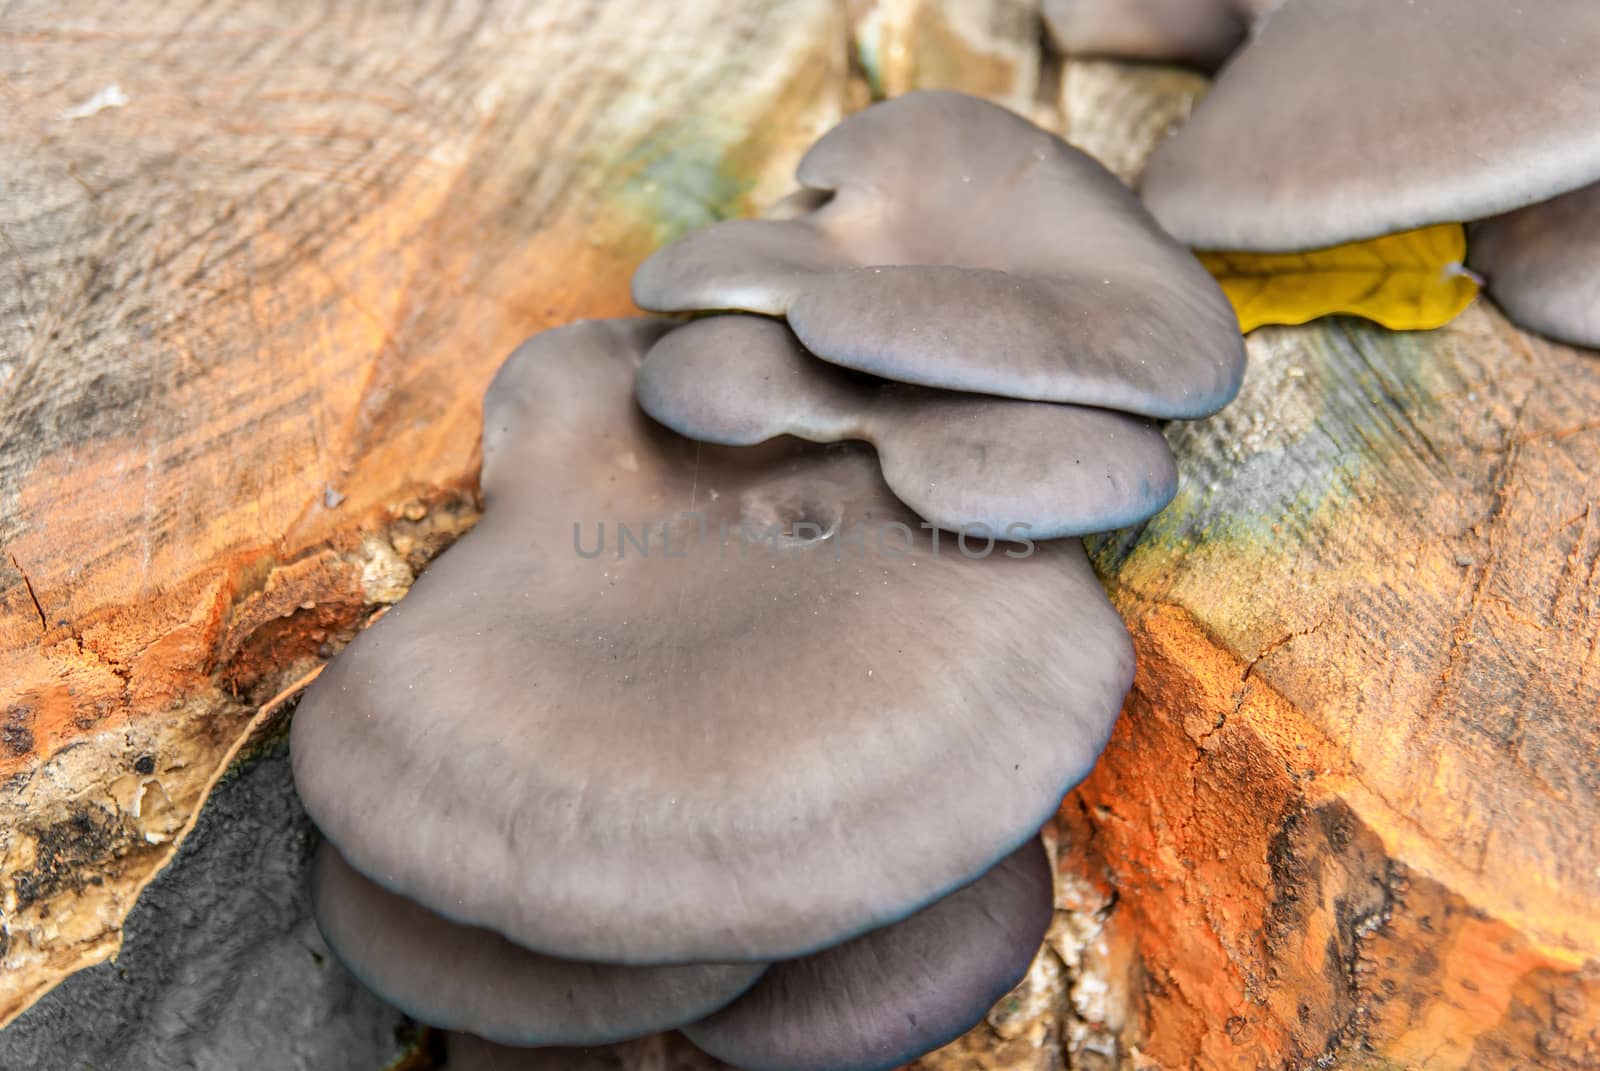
291,318,1133,968
311,843,765,1046
1469,180,1600,350
636,314,1177,538
1140,0,1600,251
633,90,1243,420
435,839,1052,1071
684,838,1054,1071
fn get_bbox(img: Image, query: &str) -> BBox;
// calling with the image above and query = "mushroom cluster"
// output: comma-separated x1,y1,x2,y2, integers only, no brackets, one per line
290,91,1244,1069
1050,0,1600,349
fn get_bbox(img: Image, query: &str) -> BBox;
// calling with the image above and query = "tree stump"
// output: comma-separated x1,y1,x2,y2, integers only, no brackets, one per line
1044,59,1600,1071
2,3,1596,1069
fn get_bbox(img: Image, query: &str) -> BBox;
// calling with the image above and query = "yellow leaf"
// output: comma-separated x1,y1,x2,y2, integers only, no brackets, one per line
1196,223,1480,333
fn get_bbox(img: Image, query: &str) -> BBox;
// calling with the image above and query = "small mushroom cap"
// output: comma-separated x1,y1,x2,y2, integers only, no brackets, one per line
1469,180,1600,350
1041,0,1255,71
292,318,1133,965
636,315,1178,538
683,838,1054,1071
310,843,765,1047
632,90,1243,420
1142,0,1600,251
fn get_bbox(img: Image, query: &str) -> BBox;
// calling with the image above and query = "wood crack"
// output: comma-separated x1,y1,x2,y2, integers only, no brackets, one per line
9,553,47,636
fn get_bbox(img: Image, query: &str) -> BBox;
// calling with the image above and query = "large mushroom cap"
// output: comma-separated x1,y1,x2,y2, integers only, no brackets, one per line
1468,179,1600,350
632,90,1243,420
636,315,1178,538
310,843,765,1046
291,318,1134,965
1141,0,1600,251
683,838,1054,1071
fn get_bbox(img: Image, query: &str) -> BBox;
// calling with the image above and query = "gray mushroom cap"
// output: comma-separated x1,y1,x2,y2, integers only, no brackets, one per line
310,843,765,1046
683,838,1054,1071
1141,0,1600,251
632,90,1243,420
1041,0,1259,71
636,315,1178,539
291,318,1134,966
1468,179,1600,350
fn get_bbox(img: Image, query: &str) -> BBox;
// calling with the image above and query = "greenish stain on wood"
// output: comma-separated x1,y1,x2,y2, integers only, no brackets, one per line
1094,316,1481,592
608,120,760,248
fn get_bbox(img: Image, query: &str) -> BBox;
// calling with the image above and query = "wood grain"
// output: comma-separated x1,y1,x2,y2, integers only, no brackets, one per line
0,0,848,1024
2,2,1597,1068
1050,48,1600,1071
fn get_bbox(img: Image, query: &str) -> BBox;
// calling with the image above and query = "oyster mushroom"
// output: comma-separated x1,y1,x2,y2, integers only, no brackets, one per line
310,843,765,1046
684,838,1054,1071
1141,0,1600,251
291,318,1134,968
436,839,1052,1071
636,314,1178,538
1469,180,1600,350
632,90,1243,420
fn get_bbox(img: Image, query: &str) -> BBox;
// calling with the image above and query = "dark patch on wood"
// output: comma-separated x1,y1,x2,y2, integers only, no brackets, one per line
12,807,119,908
221,601,365,700
3,705,34,757
0,745,410,1069
1261,799,1406,1067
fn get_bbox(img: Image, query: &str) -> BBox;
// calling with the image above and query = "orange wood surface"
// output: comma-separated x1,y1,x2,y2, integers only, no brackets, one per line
0,0,847,1023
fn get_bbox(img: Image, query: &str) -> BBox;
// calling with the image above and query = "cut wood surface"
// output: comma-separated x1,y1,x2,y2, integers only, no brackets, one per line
0,0,849,1027
2,2,1597,1069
